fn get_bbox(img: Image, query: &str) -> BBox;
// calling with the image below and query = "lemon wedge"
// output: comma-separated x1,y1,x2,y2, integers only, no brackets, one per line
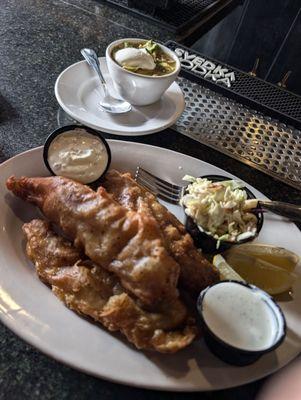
224,251,297,295
226,243,299,273
213,255,245,282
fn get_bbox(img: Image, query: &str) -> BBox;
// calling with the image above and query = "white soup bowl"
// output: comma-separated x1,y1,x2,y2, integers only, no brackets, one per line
106,38,180,106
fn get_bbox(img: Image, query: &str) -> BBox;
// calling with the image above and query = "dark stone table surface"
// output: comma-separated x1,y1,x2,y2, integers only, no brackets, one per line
0,0,300,399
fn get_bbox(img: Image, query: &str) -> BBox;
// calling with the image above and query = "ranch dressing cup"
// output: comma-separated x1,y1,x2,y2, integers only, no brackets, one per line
197,281,286,366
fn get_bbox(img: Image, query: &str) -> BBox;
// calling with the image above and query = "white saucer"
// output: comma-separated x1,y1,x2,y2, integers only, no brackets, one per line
54,58,185,136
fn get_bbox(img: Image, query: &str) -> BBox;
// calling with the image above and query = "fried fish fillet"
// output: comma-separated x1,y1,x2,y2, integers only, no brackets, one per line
23,219,197,353
7,176,180,306
103,170,219,295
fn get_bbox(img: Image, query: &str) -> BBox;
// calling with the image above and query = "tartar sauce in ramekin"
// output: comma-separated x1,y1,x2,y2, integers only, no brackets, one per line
47,128,109,184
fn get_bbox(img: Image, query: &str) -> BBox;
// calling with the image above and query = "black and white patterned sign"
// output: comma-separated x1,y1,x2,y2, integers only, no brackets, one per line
175,48,235,88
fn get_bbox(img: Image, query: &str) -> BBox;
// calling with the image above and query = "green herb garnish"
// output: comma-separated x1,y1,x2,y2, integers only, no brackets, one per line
143,40,158,54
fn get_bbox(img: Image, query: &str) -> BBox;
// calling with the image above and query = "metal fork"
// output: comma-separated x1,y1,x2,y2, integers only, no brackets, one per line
135,167,185,204
135,166,301,222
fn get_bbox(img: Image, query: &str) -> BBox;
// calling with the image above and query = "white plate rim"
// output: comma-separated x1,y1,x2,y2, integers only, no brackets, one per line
54,59,185,136
0,141,301,392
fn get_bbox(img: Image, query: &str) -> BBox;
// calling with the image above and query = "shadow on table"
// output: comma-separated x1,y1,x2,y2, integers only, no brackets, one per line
0,93,18,123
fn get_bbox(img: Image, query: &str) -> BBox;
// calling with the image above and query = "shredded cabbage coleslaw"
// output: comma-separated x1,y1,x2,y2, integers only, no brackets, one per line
180,176,258,246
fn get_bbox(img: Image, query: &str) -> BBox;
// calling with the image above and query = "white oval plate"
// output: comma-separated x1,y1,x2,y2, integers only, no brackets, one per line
55,58,185,136
1,141,301,391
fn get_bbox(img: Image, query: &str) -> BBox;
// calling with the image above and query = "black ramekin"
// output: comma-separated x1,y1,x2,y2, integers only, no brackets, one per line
43,124,111,186
197,280,286,366
184,174,264,254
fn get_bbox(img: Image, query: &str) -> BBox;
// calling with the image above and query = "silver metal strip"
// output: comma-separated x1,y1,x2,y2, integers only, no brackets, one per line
174,77,301,191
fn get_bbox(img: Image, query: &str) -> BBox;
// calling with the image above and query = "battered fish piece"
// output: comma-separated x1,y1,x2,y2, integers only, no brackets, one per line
23,219,83,283
103,170,219,295
23,219,197,353
7,176,180,306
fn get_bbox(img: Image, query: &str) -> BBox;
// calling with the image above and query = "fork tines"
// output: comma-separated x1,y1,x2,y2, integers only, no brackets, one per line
135,167,184,204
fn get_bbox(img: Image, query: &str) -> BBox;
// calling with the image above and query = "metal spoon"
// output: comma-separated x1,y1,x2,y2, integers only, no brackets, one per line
80,48,131,114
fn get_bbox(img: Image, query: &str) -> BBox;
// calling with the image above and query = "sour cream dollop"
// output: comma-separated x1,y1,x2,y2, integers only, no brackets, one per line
115,47,155,70
47,128,109,184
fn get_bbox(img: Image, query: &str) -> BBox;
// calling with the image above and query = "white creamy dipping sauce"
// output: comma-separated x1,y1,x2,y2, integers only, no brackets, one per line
202,282,278,351
47,129,108,184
